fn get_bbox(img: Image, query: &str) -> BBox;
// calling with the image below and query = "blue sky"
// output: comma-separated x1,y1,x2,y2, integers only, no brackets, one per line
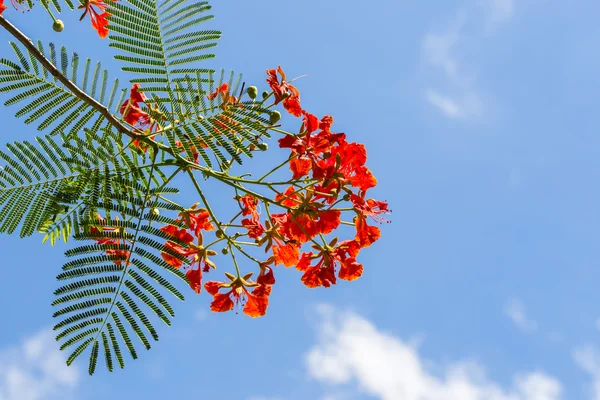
2,0,600,399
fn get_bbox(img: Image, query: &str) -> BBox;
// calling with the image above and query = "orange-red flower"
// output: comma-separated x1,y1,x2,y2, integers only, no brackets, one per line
204,269,274,318
159,224,217,294
272,240,300,267
159,225,195,268
120,84,150,127
350,194,390,223
78,0,112,38
207,83,229,100
296,240,364,288
187,268,202,294
241,216,265,239
238,195,259,218
266,66,303,116
278,113,346,180
355,217,381,248
272,188,341,243
0,0,7,15
89,215,131,266
177,205,215,238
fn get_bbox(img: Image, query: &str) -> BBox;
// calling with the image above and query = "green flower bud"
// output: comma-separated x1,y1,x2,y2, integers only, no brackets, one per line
221,247,228,255
247,86,258,99
257,142,268,151
53,20,65,32
216,230,225,239
269,111,281,125
343,194,351,201
262,91,269,99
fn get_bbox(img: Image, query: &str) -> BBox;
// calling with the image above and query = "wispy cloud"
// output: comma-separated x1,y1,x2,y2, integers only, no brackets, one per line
421,1,515,119
0,329,80,400
486,0,515,31
425,89,482,119
504,298,538,334
306,304,562,400
573,345,600,400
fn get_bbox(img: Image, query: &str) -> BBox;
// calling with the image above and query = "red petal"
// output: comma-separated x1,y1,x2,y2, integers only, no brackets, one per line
210,292,234,313
204,280,223,296
289,157,312,179
186,269,202,294
273,242,300,268
243,290,270,318
338,258,364,281
303,112,319,133
283,96,303,117
355,218,381,248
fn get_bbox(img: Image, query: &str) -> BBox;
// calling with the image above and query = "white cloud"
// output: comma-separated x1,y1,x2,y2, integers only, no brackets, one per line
573,345,600,400
425,89,483,120
421,0,515,119
0,329,79,400
486,0,515,30
504,298,538,334
305,305,562,400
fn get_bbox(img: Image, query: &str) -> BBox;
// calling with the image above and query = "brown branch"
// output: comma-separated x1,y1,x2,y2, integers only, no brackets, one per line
0,15,140,141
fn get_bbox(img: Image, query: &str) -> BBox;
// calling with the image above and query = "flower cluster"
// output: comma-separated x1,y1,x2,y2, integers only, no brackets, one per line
189,67,390,317
159,205,216,294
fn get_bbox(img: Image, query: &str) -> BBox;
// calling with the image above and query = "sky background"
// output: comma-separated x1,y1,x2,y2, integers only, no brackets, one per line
2,0,600,399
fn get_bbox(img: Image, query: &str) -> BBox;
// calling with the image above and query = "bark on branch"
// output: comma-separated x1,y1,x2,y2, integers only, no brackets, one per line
0,15,141,141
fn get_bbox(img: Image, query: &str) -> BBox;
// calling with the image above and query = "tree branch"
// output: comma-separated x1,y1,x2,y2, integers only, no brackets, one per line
0,15,141,141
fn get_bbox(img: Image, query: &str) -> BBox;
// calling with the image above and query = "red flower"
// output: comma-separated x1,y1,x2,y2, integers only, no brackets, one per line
159,225,195,268
296,240,364,288
89,216,131,265
272,240,300,267
242,216,265,239
355,217,381,248
317,141,378,191
289,157,312,179
207,83,229,100
283,95,302,117
175,140,200,164
78,0,112,38
160,224,217,294
238,195,259,218
296,252,337,288
177,206,215,238
350,194,391,223
204,271,273,318
266,66,303,116
187,269,202,294
0,1,7,15
278,210,340,244
120,84,150,126
278,114,345,180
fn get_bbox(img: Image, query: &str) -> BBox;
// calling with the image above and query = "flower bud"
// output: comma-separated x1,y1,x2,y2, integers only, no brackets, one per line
221,247,228,255
262,91,269,99
151,208,160,216
247,86,258,99
269,111,281,125
216,230,225,239
53,20,65,32
343,194,350,201
257,142,268,151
